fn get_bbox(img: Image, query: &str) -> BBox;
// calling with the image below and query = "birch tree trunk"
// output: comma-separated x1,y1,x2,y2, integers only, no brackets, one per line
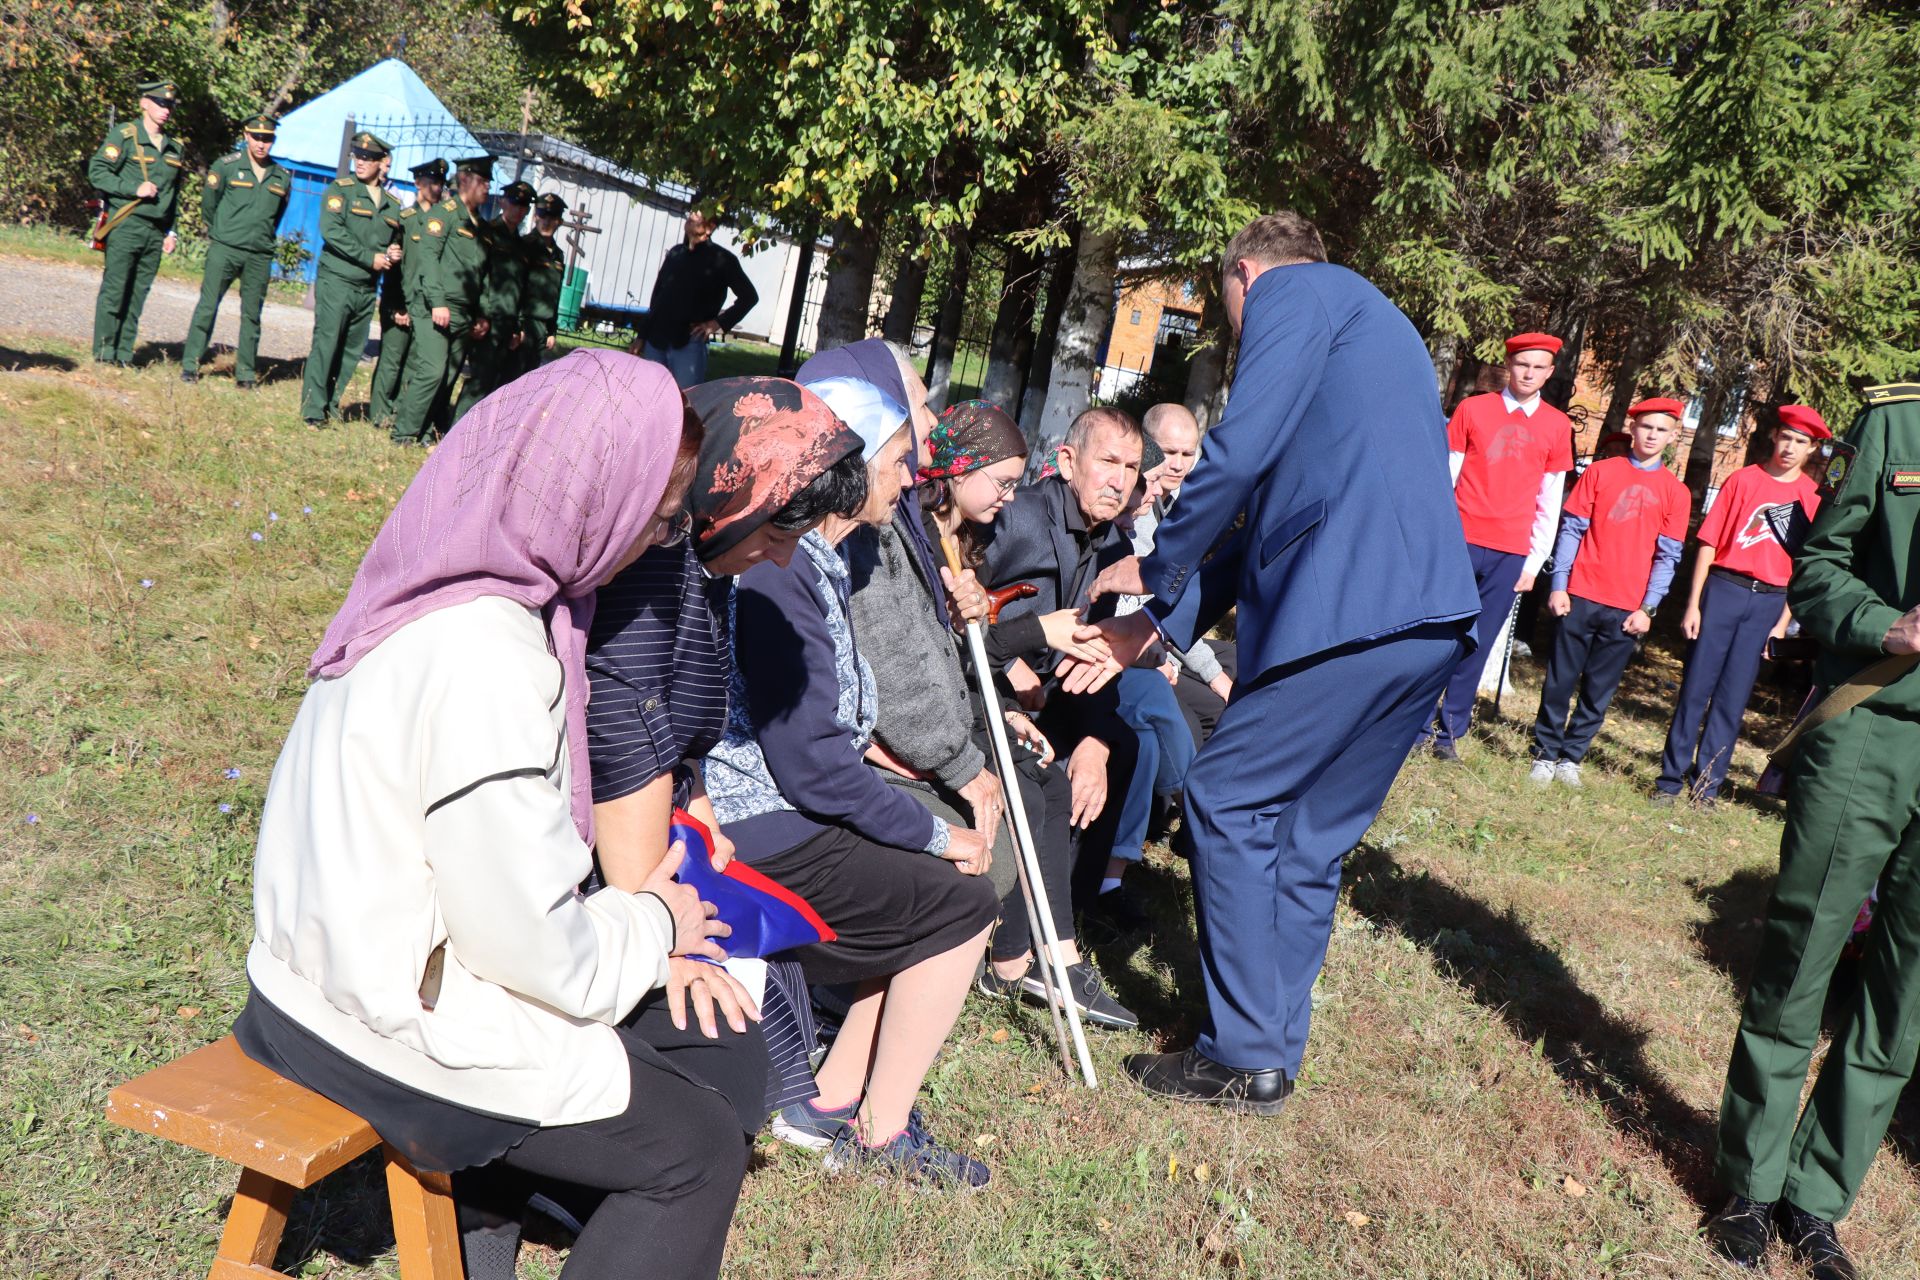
1029,224,1117,454
980,242,1039,412
1428,331,1461,402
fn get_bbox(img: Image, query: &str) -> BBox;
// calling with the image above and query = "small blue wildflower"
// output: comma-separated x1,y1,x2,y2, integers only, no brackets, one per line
302,506,313,515
268,512,280,522
223,767,242,781
218,803,234,815
25,813,39,825
249,531,264,542
139,579,155,589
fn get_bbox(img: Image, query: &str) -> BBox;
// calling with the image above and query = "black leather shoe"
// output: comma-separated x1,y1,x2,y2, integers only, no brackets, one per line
1776,1202,1857,1280
1430,738,1461,762
235,381,256,392
1703,1195,1774,1268
180,369,198,384
1123,1047,1292,1115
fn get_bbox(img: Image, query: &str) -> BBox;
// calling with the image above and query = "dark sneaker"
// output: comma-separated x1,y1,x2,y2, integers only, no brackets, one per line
977,961,1140,1030
235,381,257,393
825,1123,989,1190
770,1095,859,1152
180,370,199,384
1081,885,1151,938
1430,738,1461,762
1650,791,1679,809
1703,1194,1774,1268
1776,1202,1857,1280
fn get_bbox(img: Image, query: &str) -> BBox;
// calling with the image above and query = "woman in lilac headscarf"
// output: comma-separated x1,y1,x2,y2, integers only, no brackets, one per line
232,350,764,1280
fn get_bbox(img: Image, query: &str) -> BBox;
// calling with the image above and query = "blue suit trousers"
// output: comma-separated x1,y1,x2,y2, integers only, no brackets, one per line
1113,668,1195,864
1189,623,1467,1072
1657,571,1784,799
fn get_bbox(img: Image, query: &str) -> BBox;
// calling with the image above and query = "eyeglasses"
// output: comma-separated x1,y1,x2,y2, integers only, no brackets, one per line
971,471,1019,497
655,509,693,548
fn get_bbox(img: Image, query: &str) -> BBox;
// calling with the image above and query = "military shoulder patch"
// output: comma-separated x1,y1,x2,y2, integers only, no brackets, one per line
120,123,137,138
1890,470,1920,492
400,206,418,220
334,176,355,187
426,218,444,235
103,144,121,160
1865,382,1920,405
206,172,219,187
326,194,345,211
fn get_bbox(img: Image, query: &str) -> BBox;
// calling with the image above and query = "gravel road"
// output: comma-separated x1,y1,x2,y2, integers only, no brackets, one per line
0,254,319,363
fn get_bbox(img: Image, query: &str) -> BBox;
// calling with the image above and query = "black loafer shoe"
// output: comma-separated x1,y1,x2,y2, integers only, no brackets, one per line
1123,1047,1292,1115
180,369,198,384
235,381,257,392
1704,1195,1774,1268
1776,1202,1857,1280
1430,738,1461,762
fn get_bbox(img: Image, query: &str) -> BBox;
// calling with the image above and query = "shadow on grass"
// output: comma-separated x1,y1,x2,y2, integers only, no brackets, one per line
1079,858,1206,1048
129,339,307,386
0,343,79,373
1344,845,1719,1201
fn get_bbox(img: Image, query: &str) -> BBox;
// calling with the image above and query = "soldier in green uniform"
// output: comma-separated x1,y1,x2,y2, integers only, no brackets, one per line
367,157,448,429
89,77,186,366
180,115,292,388
518,191,568,378
298,131,398,428
1705,383,1920,1280
451,178,534,422
390,155,493,445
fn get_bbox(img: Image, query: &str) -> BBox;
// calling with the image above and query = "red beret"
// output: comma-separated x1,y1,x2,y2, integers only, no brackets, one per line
1505,332,1563,356
1776,404,1831,440
1628,397,1686,419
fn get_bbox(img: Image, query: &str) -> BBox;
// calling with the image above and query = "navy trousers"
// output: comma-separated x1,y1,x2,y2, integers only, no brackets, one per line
1428,543,1526,745
1188,622,1467,1072
1658,571,1785,798
1532,595,1640,764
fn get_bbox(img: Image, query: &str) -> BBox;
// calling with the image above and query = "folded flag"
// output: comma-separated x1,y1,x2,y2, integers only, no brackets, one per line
671,808,836,957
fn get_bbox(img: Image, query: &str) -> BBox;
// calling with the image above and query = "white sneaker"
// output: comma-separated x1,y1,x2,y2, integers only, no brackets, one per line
1527,759,1556,785
1554,760,1583,788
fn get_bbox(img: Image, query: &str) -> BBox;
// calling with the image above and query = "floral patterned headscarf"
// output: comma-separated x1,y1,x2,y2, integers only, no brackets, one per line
918,399,1027,481
684,377,863,564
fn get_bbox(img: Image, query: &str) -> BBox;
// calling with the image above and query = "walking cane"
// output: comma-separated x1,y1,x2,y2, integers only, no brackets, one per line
938,536,1098,1088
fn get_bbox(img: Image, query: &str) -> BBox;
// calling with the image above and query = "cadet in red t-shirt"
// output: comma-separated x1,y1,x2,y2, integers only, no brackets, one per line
1655,405,1828,806
1422,332,1576,758
1528,400,1689,784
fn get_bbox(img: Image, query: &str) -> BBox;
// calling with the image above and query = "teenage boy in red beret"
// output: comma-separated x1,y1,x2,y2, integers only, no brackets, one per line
1423,332,1576,758
1528,399,1689,785
1654,405,1828,807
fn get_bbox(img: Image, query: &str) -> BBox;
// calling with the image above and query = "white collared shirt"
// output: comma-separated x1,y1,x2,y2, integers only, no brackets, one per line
1501,388,1543,417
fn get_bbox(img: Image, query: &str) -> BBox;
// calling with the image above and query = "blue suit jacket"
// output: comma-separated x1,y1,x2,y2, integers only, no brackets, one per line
1143,263,1478,679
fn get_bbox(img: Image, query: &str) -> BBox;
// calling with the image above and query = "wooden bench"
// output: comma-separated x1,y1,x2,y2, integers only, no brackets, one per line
107,1035,463,1280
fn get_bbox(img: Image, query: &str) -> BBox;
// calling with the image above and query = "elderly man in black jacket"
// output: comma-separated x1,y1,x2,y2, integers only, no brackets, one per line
978,406,1149,928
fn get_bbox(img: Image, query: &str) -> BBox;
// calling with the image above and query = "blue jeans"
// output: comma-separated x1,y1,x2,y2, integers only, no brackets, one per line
1427,542,1526,745
641,339,709,388
1111,669,1196,864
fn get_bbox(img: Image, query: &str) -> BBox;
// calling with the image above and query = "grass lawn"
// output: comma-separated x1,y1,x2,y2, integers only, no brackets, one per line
4,328,1919,1278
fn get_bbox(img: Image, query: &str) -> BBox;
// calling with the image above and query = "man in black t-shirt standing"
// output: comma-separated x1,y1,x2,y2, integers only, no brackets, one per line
638,206,758,387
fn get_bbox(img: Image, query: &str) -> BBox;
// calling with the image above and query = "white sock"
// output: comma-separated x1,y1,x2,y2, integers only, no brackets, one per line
1099,877,1124,895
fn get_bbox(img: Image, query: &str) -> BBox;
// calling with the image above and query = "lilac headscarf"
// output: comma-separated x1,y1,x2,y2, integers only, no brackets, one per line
309,349,685,844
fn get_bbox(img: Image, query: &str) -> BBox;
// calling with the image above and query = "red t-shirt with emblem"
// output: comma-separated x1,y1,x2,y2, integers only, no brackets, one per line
1564,457,1691,611
1695,463,1822,586
1448,392,1576,555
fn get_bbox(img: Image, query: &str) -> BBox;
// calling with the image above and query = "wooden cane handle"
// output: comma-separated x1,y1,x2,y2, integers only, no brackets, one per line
986,582,1039,623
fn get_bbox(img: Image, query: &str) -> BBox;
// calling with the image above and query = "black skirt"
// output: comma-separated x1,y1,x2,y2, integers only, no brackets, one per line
750,825,999,986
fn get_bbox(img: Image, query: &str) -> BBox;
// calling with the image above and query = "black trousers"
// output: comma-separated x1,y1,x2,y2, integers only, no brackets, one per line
453,999,767,1280
1173,639,1239,746
1531,594,1639,764
989,752,1076,961
1035,701,1143,909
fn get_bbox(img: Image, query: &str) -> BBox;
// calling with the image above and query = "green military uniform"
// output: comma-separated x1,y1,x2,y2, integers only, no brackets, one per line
452,179,534,421
89,79,186,365
518,192,568,379
298,131,396,426
391,155,493,444
368,158,448,427
1716,382,1920,1221
181,116,291,386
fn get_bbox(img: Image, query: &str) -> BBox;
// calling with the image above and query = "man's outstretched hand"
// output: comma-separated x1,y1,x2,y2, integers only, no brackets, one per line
1087,555,1146,604
1079,613,1159,672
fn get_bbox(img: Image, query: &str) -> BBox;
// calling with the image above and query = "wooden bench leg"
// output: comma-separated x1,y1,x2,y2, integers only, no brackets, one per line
207,1167,295,1280
384,1144,464,1280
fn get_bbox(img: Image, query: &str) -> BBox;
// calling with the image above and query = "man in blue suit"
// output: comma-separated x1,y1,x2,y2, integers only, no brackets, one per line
1088,211,1480,1111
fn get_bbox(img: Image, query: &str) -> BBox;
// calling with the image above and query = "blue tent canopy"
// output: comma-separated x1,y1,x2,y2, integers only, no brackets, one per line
269,59,490,283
